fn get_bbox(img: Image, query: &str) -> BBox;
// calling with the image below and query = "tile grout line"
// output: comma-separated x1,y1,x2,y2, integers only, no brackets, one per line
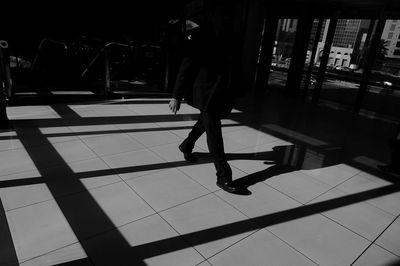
119,171,212,263
350,212,400,266
210,183,320,265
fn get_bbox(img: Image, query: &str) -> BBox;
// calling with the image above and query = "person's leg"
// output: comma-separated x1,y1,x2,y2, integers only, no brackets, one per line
179,116,205,161
201,111,235,192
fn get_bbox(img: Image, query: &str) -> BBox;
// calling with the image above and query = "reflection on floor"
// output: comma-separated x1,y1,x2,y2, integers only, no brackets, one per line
1,90,400,266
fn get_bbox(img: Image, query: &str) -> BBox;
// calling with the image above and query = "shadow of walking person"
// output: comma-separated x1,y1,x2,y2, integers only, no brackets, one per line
229,145,301,195
192,144,322,195
192,143,345,195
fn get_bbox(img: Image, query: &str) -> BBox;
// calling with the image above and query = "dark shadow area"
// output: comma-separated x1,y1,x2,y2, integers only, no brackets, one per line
385,260,400,266
54,258,93,266
233,89,399,179
0,199,18,266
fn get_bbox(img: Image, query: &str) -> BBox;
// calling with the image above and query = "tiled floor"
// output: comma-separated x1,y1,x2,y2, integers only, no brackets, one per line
1,90,400,266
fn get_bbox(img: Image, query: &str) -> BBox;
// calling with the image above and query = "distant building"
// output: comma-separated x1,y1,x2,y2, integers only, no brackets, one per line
312,19,370,68
382,19,400,58
274,19,298,61
381,20,400,75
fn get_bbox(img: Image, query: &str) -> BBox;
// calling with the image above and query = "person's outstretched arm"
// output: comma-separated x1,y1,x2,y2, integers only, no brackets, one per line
169,56,195,114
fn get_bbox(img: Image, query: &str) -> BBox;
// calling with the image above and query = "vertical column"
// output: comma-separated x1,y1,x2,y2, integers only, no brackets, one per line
312,15,338,104
353,14,386,113
0,40,10,128
254,17,278,91
285,15,314,97
303,18,323,97
104,49,111,97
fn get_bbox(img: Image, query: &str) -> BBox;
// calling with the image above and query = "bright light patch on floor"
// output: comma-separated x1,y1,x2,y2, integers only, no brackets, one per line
263,124,327,146
15,92,38,95
51,91,94,95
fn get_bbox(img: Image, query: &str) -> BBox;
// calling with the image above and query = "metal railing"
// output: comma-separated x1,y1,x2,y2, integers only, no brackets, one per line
81,42,162,96
80,42,137,96
31,38,68,72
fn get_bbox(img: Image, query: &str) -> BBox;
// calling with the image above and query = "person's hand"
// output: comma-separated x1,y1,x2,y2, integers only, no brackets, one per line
169,98,180,114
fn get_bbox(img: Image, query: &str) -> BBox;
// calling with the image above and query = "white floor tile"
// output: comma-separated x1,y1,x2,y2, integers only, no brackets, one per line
0,148,37,176
125,104,168,115
0,181,53,211
101,149,166,180
215,183,301,219
39,126,79,144
128,130,182,148
301,165,359,187
168,128,194,139
68,158,122,189
149,142,188,163
83,214,204,266
68,124,120,139
159,194,256,258
7,106,60,120
336,172,400,216
0,131,23,151
195,134,252,153
196,261,212,266
20,243,87,266
264,171,332,204
178,163,247,192
114,121,161,131
6,200,79,262
309,188,395,241
224,128,278,148
155,120,196,129
376,217,400,256
82,133,146,156
88,105,135,117
126,168,209,211
209,229,317,266
352,244,400,266
51,140,97,163
267,212,371,266
227,141,293,171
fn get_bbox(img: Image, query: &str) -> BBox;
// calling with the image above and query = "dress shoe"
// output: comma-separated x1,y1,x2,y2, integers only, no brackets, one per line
216,180,236,193
179,144,197,162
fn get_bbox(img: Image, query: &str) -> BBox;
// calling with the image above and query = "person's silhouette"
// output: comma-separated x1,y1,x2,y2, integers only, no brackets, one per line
169,2,239,193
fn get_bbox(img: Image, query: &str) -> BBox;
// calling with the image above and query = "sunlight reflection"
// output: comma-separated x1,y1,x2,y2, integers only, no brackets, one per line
7,106,61,120
51,91,94,95
263,124,328,146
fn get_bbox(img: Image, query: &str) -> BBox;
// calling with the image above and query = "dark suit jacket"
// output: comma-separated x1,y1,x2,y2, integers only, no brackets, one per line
172,25,237,116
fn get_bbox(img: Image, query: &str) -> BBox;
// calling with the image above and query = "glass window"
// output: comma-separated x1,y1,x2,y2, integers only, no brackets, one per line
268,18,298,89
390,24,396,31
388,32,394,39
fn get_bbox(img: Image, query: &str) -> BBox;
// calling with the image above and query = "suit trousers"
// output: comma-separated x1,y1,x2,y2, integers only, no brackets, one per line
180,110,232,181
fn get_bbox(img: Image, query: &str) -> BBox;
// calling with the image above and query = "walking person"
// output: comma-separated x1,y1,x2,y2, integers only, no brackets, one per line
169,1,239,193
